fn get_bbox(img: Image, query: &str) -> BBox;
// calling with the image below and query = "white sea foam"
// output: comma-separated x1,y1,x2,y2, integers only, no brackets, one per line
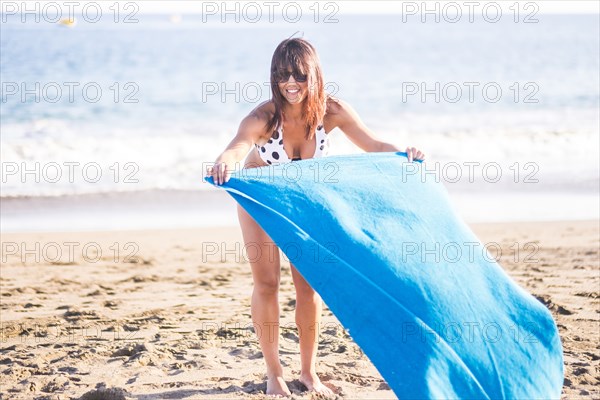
1,107,598,198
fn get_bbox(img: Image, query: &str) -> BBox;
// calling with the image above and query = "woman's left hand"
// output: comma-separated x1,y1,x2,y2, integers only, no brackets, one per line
406,146,425,162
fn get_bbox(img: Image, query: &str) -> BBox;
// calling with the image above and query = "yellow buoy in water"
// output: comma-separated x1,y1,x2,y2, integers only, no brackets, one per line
58,18,76,27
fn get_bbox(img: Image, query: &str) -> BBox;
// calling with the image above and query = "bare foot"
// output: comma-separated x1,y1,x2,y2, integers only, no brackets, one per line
299,371,335,397
266,374,292,397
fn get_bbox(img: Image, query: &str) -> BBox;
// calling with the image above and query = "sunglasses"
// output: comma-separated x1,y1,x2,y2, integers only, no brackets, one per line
275,69,308,83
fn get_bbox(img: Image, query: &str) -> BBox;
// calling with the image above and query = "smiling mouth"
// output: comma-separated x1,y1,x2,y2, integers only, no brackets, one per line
285,88,301,101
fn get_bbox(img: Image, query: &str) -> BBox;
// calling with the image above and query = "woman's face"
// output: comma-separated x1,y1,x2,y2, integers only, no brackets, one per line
276,68,309,105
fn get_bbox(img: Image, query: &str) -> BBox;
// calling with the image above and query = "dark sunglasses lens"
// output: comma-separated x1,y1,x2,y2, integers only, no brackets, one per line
294,73,307,82
276,70,307,82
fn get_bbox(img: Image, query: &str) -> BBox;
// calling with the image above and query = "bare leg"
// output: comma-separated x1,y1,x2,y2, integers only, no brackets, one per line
290,265,334,396
238,204,291,397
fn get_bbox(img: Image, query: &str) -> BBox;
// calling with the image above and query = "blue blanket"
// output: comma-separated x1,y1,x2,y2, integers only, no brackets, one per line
205,152,563,399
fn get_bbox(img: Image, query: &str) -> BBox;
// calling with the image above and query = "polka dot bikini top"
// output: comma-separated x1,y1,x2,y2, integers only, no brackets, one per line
255,123,330,165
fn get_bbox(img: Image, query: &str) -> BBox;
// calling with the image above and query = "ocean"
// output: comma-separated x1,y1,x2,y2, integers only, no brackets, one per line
1,11,598,230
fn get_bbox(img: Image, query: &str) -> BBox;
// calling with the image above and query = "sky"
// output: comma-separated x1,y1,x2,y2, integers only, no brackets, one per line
132,1,600,14
8,1,600,15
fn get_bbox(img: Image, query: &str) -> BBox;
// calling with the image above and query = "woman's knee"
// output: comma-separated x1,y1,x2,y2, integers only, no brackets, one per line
253,276,280,296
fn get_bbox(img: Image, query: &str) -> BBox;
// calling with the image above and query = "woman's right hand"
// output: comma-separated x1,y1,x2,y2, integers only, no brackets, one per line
206,158,235,186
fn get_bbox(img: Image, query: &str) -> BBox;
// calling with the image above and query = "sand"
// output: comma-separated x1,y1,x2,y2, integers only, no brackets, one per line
0,220,598,399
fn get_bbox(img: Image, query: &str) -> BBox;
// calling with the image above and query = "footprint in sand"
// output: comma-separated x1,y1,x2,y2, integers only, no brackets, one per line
282,330,299,343
228,347,263,359
574,291,600,299
533,294,574,315
80,387,130,400
103,300,121,309
41,376,70,393
335,361,356,368
572,367,590,376
62,307,103,321
282,299,296,311
121,274,160,283
212,274,232,287
241,380,267,395
124,256,154,266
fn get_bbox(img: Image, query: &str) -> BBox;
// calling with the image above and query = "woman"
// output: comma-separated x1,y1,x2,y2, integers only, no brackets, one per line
207,38,425,397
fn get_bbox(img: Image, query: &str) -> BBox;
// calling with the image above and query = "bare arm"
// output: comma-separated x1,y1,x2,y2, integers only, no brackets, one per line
209,112,266,185
332,99,425,162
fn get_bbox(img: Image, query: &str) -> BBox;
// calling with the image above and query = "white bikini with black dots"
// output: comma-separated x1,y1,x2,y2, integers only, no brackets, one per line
255,124,330,165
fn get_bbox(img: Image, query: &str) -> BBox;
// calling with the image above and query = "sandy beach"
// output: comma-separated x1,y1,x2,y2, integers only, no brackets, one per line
1,220,598,399
2,3,598,399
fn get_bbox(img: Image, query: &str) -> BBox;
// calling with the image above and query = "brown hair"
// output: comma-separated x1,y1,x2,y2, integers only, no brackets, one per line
266,38,327,140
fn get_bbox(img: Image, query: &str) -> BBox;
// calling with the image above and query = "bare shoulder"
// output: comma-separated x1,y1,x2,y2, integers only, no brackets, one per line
240,101,275,140
324,96,355,127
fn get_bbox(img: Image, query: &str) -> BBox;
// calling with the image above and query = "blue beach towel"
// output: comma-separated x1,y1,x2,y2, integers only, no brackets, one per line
204,152,564,399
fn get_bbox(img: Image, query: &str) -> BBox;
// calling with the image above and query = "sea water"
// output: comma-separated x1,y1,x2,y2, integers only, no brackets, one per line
1,12,598,230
